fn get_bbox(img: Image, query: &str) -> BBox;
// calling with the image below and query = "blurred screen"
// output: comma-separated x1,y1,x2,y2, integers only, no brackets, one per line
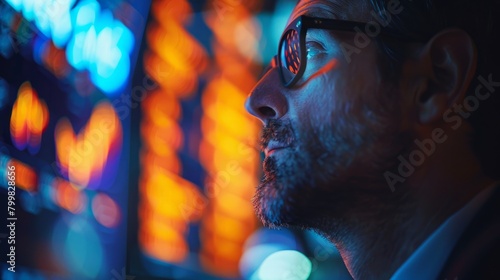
0,0,352,279
0,0,149,278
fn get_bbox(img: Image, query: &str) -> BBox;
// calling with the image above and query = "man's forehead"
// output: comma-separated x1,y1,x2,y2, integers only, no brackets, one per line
289,0,371,23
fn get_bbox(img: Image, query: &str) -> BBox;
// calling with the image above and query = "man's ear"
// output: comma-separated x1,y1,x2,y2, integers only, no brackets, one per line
414,29,477,124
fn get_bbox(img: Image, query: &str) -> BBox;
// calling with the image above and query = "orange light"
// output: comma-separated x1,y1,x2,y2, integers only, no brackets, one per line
140,148,182,175
142,171,206,221
92,193,121,228
140,117,184,152
143,50,199,98
139,202,189,234
147,23,206,74
54,101,122,189
10,82,49,153
139,222,188,263
8,159,37,192
54,178,86,214
212,193,255,220
142,90,182,121
41,42,70,78
198,0,263,276
151,0,193,24
201,234,243,260
199,251,240,278
202,213,254,243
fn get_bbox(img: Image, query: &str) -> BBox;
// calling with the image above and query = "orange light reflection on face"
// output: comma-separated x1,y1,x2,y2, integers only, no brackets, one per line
10,82,49,152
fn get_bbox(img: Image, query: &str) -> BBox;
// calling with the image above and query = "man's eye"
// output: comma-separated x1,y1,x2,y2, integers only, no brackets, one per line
306,41,325,59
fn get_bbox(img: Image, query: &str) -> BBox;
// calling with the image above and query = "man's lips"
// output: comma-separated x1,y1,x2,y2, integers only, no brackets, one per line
264,140,289,156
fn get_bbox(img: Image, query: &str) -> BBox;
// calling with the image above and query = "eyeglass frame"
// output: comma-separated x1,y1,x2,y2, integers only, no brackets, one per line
275,15,421,88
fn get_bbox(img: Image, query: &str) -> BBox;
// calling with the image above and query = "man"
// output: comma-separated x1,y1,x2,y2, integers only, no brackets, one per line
245,0,500,279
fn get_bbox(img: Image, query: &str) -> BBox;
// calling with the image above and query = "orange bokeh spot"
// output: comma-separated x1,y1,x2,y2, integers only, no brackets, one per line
142,171,206,221
8,159,37,192
54,101,122,189
10,82,49,152
139,221,188,263
92,193,121,228
55,179,86,214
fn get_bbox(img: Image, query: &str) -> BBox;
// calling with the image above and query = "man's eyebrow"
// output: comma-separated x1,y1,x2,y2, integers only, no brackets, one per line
305,9,338,18
293,1,349,20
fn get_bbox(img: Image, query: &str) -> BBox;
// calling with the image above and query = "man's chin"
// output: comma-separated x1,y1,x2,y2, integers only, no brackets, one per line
252,178,311,229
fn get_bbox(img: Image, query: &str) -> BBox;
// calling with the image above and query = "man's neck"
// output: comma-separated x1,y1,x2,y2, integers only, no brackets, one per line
318,151,495,280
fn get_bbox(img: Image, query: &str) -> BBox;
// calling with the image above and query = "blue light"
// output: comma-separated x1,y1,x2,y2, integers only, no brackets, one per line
5,0,135,96
5,0,22,12
64,218,104,278
51,11,73,48
114,22,134,54
73,0,100,31
21,0,35,21
82,25,97,63
91,49,129,93
66,30,88,70
67,5,134,95
257,250,312,280
0,78,9,110
33,5,51,37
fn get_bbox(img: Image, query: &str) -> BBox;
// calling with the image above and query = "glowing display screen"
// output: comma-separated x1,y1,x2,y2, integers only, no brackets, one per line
0,0,148,279
5,0,135,95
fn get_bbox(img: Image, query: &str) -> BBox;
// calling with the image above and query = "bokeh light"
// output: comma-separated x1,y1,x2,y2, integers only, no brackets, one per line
10,82,49,154
257,250,312,280
92,193,121,228
54,101,122,190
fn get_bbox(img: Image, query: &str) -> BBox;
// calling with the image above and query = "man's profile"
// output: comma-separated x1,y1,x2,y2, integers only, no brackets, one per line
245,0,500,279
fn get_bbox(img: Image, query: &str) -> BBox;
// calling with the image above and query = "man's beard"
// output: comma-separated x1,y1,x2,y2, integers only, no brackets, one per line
253,109,413,231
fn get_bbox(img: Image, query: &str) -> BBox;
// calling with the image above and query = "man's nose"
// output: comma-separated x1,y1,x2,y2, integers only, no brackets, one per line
245,69,288,124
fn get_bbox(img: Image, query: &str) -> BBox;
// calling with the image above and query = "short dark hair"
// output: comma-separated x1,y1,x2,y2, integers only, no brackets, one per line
370,0,500,179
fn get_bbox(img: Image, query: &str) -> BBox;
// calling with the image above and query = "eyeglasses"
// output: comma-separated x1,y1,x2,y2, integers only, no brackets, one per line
276,15,418,88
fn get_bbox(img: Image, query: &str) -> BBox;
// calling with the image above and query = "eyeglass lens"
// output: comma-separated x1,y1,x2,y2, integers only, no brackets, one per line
280,29,301,84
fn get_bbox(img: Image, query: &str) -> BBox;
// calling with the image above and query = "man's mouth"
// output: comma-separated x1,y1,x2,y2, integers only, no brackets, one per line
264,140,290,156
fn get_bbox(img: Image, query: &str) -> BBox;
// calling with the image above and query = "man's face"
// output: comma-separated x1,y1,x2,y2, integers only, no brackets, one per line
245,0,412,229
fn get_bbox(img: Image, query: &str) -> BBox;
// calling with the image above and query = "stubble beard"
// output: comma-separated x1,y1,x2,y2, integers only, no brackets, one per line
253,103,413,235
